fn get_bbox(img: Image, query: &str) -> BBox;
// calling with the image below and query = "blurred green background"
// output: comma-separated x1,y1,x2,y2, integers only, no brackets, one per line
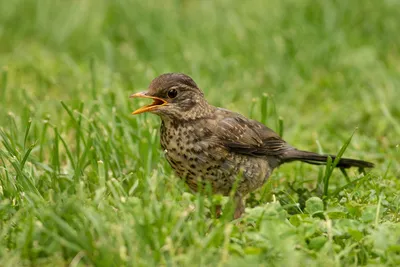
0,0,399,266
1,0,399,149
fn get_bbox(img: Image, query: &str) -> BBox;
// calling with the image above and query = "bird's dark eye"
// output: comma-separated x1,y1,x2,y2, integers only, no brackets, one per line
167,89,178,98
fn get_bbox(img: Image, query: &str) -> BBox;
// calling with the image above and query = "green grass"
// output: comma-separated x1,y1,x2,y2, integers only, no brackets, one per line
0,0,399,266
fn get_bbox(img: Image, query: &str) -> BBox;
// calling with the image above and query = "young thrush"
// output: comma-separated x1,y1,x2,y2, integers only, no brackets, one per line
130,73,374,219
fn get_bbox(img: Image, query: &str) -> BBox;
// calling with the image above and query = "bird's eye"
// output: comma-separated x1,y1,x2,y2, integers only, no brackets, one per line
167,89,178,98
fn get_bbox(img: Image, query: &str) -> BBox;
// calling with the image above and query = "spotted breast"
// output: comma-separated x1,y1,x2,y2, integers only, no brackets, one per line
159,117,271,196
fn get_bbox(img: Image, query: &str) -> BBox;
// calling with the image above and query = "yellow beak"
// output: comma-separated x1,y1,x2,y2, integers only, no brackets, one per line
130,92,168,115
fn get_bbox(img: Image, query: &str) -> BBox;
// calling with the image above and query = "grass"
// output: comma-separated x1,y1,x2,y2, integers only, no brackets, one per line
0,0,399,266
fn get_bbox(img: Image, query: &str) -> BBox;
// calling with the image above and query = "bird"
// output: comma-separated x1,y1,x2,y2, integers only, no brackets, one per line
130,73,374,219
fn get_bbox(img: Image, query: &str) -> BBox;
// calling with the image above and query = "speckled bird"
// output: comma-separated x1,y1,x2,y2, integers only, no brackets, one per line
130,73,374,219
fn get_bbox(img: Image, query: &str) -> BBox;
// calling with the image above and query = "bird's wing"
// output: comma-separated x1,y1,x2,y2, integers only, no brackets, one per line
212,112,292,157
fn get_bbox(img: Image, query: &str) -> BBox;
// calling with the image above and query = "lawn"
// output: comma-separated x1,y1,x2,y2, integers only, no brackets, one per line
0,0,399,266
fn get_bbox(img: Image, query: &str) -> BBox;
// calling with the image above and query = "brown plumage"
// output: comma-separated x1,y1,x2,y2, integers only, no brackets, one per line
130,73,374,219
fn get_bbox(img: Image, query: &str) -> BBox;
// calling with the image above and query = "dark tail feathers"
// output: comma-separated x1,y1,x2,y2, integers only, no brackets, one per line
281,149,374,169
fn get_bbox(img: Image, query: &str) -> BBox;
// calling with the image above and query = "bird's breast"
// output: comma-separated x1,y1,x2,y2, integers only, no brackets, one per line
160,123,198,173
160,122,225,188
159,121,271,195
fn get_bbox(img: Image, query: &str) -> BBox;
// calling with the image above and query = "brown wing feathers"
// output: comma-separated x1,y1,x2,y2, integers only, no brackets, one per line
215,112,374,169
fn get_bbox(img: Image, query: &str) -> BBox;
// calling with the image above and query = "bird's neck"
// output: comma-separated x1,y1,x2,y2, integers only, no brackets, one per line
160,99,215,124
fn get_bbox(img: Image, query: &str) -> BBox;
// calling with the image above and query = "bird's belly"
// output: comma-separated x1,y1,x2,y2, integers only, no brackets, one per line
233,155,272,195
163,144,226,192
163,141,271,196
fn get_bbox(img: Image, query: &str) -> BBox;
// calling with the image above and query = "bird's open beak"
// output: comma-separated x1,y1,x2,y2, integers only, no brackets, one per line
130,92,168,115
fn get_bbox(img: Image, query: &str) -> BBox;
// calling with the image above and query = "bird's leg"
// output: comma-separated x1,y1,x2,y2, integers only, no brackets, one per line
233,195,245,219
215,204,222,218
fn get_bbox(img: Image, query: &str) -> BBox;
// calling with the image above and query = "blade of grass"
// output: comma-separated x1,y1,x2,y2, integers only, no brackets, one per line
260,93,268,125
23,119,32,152
20,142,37,170
60,101,78,125
0,129,17,158
56,130,76,171
52,127,61,174
90,57,97,100
323,128,357,198
0,67,7,103
278,116,284,137
331,175,369,197
76,102,84,164
39,118,50,161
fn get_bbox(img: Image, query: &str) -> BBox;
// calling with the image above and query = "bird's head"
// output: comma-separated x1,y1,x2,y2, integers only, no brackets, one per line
130,73,212,120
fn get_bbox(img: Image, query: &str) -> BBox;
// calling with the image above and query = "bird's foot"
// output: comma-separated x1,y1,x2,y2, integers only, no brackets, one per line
233,196,245,219
215,204,222,218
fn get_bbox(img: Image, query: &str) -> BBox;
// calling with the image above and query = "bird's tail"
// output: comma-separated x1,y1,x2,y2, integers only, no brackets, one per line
281,149,374,169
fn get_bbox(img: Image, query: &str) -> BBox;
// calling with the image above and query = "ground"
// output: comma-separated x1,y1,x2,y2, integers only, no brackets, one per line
0,0,399,266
